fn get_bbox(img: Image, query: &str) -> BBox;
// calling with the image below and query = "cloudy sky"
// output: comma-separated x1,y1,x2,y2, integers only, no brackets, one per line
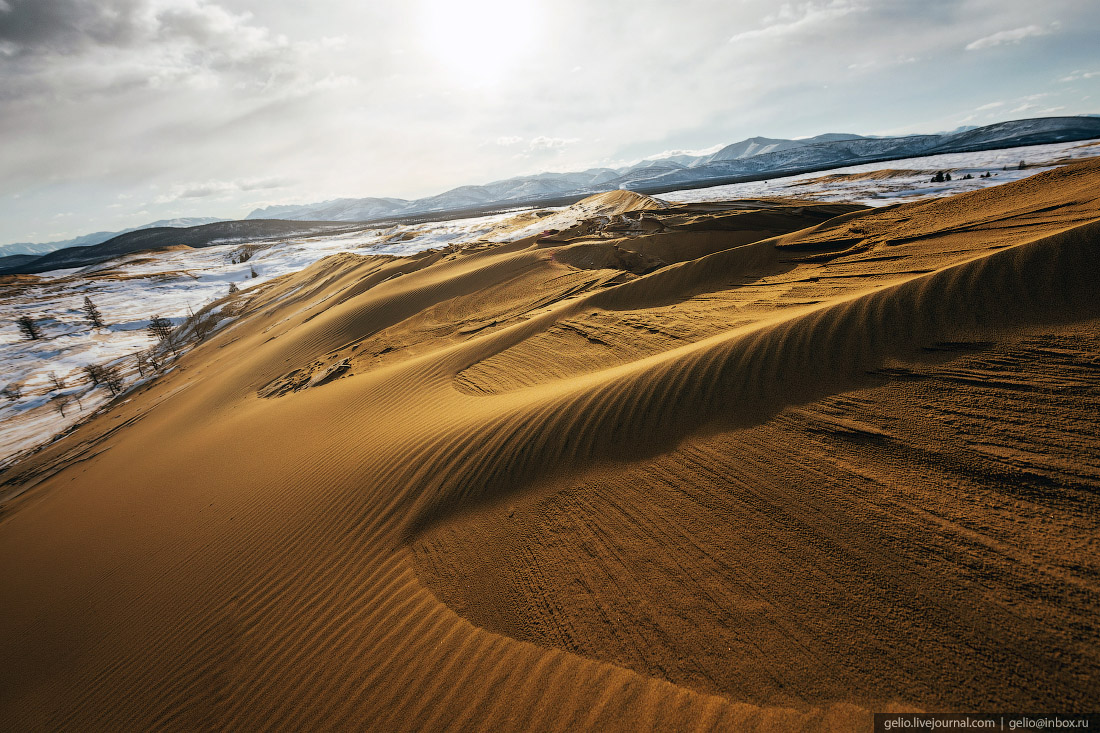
1,0,1097,244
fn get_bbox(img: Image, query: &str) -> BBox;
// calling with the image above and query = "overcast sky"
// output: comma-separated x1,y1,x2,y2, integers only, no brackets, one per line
1,0,1098,244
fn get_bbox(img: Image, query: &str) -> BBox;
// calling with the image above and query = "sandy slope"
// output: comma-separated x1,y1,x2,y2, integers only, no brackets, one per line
1,161,1099,731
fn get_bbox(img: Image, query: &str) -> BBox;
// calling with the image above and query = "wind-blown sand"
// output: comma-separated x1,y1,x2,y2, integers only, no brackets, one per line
1,160,1098,730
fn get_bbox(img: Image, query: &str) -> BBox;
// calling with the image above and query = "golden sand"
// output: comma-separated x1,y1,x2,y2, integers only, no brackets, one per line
1,160,1098,730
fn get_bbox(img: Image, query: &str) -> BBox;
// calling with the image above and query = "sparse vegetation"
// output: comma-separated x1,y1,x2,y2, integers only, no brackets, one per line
147,315,180,355
1,383,22,402
99,363,125,396
85,362,125,396
50,392,71,417
144,349,163,372
231,245,258,264
16,315,41,340
148,315,174,343
83,364,104,386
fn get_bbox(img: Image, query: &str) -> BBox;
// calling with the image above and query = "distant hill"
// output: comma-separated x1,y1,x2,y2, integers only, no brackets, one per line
0,253,41,270
245,116,1100,222
0,217,224,258
0,220,361,276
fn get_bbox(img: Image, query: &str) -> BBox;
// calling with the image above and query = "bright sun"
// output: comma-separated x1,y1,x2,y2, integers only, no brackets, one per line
420,0,542,88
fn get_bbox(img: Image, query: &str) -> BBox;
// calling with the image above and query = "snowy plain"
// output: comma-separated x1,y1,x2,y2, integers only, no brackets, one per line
1,139,1097,465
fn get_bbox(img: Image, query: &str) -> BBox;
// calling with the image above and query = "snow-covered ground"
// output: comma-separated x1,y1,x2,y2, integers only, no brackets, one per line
1,140,1098,466
663,139,1100,206
0,211,515,465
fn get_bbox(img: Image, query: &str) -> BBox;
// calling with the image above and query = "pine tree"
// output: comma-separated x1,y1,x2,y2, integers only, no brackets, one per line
82,296,105,328
16,315,41,340
250,266,258,279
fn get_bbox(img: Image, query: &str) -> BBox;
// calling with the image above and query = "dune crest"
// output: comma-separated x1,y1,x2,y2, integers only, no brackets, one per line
1,160,1099,730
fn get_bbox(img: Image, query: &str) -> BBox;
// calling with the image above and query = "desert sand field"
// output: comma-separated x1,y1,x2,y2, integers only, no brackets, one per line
1,160,1098,730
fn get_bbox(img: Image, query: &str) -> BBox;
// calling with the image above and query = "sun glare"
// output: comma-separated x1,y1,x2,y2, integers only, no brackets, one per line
420,0,542,88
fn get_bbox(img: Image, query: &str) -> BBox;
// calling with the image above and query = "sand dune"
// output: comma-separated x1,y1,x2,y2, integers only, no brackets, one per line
1,160,1099,730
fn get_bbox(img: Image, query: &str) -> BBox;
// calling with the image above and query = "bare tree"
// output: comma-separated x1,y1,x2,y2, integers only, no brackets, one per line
48,372,66,391
50,393,71,417
82,296,106,328
228,282,239,295
148,315,179,355
99,363,125,396
16,315,41,340
193,319,213,343
148,315,174,342
83,364,104,386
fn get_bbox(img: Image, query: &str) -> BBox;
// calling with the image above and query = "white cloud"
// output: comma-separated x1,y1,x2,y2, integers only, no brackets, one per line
527,136,578,151
1059,70,1100,83
0,0,349,102
848,55,918,71
155,176,291,203
974,101,1005,111
1003,101,1064,117
3,0,1100,244
965,24,1057,51
730,0,864,43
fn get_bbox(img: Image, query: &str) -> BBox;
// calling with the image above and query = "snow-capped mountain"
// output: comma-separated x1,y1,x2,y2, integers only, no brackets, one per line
246,198,410,222
244,116,1100,223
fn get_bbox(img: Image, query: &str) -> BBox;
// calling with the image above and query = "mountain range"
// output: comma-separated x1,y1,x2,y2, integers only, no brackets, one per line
0,217,224,259
3,115,1099,276
243,117,1100,222
0,220,361,276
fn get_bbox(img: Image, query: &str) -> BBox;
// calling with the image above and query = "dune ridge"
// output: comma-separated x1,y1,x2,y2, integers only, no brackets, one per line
1,161,1099,730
